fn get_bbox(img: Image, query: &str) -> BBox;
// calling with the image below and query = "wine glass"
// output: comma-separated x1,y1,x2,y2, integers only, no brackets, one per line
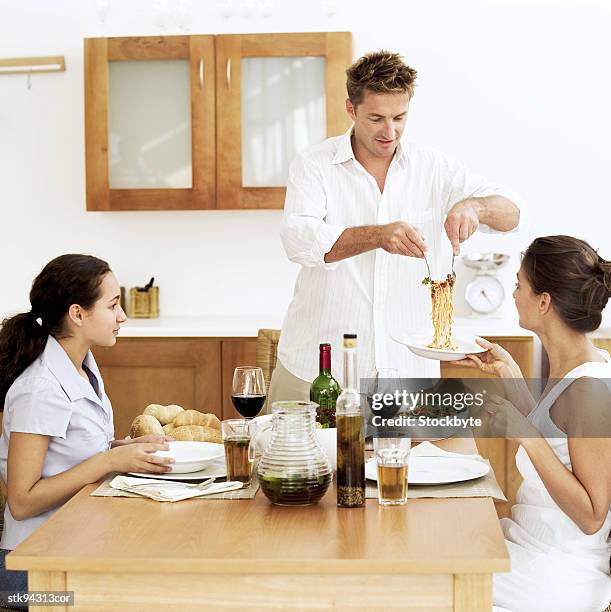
365,368,401,421
231,366,266,418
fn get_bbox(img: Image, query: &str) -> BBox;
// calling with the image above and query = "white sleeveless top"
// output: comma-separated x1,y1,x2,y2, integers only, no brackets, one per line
510,349,611,570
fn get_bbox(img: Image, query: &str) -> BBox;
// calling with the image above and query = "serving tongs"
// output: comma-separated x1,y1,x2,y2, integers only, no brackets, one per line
422,253,456,285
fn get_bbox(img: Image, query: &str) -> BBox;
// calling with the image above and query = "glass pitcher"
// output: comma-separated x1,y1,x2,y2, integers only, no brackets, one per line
251,401,332,506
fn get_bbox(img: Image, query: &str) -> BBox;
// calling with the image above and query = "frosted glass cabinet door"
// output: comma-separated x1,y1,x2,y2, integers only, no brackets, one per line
85,35,216,211
241,57,326,187
108,60,192,189
215,32,352,209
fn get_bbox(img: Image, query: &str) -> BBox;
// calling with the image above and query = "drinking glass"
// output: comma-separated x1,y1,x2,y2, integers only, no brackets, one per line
374,436,411,506
221,419,254,485
231,366,266,418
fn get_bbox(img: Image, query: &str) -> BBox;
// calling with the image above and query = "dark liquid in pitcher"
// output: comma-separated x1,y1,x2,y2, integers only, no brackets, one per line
231,394,266,418
259,473,332,506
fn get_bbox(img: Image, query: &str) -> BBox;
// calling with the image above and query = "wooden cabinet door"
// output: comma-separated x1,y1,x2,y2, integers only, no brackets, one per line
93,338,221,438
215,32,352,209
441,336,533,518
85,35,216,211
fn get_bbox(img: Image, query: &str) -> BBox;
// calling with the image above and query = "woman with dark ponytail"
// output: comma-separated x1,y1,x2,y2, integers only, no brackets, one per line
453,236,611,612
0,255,174,600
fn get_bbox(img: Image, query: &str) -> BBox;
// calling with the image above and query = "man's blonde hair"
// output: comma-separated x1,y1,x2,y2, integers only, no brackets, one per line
346,50,417,106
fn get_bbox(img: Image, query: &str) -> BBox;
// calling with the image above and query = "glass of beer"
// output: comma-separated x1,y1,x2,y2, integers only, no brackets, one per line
374,436,411,505
221,419,254,485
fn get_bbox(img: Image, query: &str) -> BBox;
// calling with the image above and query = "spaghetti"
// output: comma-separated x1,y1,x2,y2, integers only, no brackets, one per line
423,274,457,350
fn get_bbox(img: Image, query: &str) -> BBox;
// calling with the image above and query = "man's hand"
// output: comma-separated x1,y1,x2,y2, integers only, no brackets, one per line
379,222,427,258
444,199,481,255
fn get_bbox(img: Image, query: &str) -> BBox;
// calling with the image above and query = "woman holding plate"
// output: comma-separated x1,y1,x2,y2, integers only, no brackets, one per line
452,235,611,612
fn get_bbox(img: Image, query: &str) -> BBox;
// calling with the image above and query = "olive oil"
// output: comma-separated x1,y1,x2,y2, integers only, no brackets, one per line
336,334,365,508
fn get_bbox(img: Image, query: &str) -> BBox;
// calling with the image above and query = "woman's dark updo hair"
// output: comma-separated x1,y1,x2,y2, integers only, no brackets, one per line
521,235,611,333
0,254,111,408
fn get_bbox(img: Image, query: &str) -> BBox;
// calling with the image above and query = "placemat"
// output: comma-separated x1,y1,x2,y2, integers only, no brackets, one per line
91,474,259,500
365,459,506,501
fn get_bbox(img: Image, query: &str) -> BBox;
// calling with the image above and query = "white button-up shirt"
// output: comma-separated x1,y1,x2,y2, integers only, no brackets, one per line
279,128,525,384
0,335,114,550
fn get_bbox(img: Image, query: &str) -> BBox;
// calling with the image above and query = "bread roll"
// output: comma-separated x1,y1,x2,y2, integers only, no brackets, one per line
144,403,184,425
172,410,221,430
202,413,221,431
130,414,164,438
171,425,222,444
163,423,175,436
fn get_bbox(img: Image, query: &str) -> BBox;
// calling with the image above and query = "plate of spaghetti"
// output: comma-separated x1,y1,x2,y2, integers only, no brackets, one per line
393,333,486,361
392,274,487,361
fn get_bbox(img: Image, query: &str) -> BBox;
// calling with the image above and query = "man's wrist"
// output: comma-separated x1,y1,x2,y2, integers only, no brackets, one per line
372,224,385,249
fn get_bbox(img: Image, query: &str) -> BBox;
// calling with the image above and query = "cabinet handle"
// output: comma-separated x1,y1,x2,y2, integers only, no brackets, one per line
199,58,204,90
226,58,231,90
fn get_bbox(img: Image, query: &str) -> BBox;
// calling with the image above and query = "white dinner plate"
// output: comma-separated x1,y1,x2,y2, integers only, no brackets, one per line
151,441,225,474
391,333,487,361
365,455,489,485
129,457,227,481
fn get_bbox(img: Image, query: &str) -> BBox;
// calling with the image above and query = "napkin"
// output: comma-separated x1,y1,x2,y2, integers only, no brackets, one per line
109,475,243,502
410,441,486,462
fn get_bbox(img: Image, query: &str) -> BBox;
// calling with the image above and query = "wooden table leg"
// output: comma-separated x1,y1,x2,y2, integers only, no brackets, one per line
28,571,68,612
454,574,492,612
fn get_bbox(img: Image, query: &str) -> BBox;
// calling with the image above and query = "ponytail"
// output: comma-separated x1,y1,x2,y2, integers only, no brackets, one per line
0,312,49,408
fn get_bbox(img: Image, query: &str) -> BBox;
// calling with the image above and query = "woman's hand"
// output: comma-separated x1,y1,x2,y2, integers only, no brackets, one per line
482,394,539,441
450,337,521,378
105,442,175,474
125,434,174,445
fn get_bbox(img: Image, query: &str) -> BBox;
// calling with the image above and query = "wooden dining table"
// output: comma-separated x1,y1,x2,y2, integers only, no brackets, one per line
7,437,509,611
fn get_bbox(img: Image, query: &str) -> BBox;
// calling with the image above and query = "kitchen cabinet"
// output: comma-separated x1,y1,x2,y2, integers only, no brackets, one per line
84,32,352,211
93,338,223,438
215,32,352,209
592,335,611,354
85,35,216,211
93,337,257,437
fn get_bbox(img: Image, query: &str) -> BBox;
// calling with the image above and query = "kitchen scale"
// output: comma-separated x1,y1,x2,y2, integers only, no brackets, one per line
463,252,510,316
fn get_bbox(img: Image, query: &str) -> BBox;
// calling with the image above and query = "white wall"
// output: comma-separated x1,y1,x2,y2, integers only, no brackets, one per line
1,0,610,324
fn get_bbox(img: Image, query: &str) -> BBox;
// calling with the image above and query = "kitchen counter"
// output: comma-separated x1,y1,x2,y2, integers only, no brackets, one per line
117,314,534,338
8,437,509,611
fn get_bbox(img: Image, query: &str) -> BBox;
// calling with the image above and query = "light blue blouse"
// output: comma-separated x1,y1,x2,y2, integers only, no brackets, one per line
0,335,114,549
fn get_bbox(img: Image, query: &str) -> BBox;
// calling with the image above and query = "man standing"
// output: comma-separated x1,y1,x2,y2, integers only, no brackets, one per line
269,50,524,402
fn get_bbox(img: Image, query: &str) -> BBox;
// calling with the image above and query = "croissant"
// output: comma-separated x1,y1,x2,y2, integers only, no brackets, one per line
171,425,222,444
144,403,184,425
172,410,221,430
130,414,164,438
163,423,176,436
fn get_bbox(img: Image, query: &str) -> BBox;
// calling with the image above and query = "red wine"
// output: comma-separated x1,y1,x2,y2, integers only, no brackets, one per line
231,394,266,418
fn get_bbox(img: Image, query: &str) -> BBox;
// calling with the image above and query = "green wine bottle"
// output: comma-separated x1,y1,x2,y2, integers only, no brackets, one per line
310,343,341,428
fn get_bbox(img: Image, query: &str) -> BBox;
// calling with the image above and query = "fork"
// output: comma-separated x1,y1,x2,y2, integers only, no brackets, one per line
423,253,456,280
423,253,432,279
